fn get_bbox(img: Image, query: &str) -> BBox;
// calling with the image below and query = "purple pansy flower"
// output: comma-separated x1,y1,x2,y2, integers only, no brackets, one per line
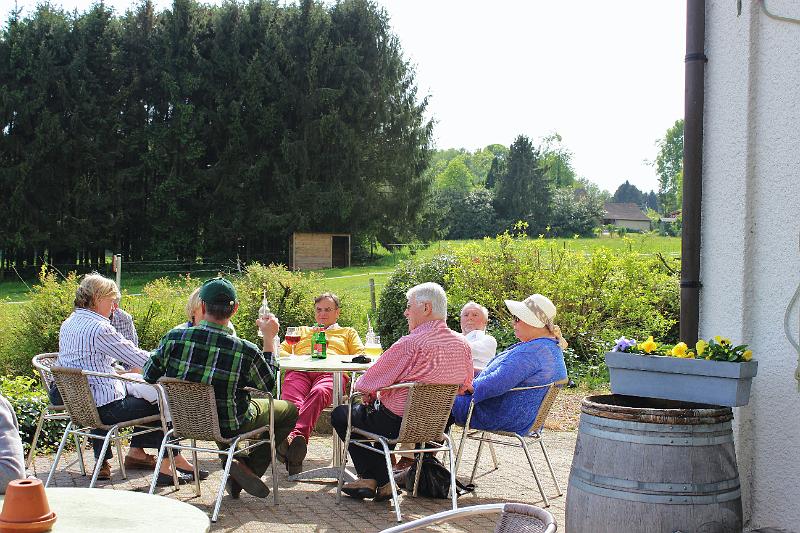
612,336,637,352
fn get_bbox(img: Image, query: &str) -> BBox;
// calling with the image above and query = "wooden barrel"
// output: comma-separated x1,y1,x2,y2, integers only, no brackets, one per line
566,394,743,533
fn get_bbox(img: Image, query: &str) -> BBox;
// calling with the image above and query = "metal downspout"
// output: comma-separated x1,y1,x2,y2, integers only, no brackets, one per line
680,0,706,346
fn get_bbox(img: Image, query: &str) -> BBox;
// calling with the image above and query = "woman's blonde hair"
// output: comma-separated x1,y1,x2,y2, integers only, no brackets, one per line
74,273,120,310
186,287,202,323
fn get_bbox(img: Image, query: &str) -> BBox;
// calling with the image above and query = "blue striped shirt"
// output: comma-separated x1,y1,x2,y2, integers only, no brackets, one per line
58,308,151,407
110,308,139,347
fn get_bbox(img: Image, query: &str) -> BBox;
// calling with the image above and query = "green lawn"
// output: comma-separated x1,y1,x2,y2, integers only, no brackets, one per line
0,235,680,306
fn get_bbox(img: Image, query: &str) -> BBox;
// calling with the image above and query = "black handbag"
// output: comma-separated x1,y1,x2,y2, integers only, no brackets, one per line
404,454,474,499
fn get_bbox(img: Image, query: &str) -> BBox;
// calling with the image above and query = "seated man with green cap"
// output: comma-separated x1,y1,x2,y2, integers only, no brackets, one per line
144,277,298,498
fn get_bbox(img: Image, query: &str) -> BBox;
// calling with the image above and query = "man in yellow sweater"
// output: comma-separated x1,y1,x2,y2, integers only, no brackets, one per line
278,292,364,475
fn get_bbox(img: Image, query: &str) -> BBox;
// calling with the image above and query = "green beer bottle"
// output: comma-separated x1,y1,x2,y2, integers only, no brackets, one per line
312,324,327,359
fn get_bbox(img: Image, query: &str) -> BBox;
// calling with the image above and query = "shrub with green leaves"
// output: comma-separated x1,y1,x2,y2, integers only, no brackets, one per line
3,268,78,375
235,263,367,341
445,232,679,360
376,232,679,380
1,264,370,378
126,276,195,349
376,254,458,346
0,375,66,454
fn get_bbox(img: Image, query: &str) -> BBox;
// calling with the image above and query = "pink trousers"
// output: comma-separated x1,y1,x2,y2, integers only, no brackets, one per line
281,370,348,441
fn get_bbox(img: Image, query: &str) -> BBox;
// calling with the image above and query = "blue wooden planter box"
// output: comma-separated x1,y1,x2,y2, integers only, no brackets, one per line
605,351,758,407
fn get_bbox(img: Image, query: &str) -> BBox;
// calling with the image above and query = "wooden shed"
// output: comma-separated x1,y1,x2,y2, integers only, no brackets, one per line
291,232,351,270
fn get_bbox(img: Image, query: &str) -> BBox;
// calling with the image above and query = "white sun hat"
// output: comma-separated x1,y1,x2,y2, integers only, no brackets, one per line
504,294,557,328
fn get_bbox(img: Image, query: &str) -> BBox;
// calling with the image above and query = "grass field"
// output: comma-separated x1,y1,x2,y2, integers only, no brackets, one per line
0,235,681,306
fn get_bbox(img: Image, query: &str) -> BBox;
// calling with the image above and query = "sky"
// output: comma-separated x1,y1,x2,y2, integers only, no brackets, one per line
1,0,686,194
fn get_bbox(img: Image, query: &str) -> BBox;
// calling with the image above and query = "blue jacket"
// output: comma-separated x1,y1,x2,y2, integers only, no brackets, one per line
451,337,567,435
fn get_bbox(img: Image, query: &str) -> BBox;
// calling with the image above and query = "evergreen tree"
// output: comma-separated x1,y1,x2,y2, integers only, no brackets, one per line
485,156,503,189
646,191,659,211
493,134,552,233
612,180,645,206
0,0,433,268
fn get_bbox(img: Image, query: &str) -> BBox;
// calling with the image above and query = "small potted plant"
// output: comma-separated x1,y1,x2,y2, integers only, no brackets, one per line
604,335,758,407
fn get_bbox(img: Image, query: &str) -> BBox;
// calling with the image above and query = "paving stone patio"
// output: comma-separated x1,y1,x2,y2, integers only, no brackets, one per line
32,429,576,532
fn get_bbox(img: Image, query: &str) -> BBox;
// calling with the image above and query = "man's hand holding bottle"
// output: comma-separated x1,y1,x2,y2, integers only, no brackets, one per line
257,314,280,352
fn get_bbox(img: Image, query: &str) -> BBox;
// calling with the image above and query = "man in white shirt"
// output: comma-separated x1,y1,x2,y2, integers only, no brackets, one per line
460,301,497,374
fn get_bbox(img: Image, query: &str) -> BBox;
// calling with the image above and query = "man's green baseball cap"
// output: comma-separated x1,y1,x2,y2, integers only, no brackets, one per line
199,277,238,305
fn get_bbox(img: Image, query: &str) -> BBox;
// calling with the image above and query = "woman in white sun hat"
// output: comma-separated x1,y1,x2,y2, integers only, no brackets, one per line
450,293,568,435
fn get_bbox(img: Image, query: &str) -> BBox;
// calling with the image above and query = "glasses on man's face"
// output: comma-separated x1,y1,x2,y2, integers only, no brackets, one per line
315,307,337,314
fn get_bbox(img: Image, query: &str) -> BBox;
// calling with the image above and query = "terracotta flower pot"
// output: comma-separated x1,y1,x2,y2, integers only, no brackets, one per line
0,478,57,533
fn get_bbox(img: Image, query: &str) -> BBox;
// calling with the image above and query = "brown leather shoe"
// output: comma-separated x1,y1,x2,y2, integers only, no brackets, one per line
225,477,242,499
229,459,269,498
373,482,395,502
342,478,377,499
124,454,157,470
286,435,307,476
96,460,112,480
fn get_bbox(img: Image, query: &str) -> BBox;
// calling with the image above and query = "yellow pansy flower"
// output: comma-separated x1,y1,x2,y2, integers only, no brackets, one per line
696,339,707,356
639,336,658,354
743,350,753,361
671,342,689,358
686,351,695,359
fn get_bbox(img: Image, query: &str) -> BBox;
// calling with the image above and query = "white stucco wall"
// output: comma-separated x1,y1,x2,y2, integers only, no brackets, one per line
701,0,800,529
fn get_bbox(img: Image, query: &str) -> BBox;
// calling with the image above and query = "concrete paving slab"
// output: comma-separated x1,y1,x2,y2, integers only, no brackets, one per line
32,429,576,532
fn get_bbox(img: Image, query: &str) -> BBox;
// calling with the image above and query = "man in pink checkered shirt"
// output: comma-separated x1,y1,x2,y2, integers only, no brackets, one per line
331,282,473,501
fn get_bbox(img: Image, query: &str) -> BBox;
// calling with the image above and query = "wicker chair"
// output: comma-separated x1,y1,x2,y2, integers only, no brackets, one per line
148,378,278,523
379,502,557,533
45,366,168,488
27,353,86,475
453,379,568,507
336,382,461,522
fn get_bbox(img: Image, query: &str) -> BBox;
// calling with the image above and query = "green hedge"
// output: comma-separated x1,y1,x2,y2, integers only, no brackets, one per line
0,263,367,376
0,375,66,455
376,232,679,379
376,254,458,347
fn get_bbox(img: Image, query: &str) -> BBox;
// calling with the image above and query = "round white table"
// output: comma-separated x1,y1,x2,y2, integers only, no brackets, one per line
278,353,375,481
0,487,209,532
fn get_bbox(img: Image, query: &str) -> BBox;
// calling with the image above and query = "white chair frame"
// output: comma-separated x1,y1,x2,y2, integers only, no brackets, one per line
453,380,567,507
148,378,278,523
336,382,461,522
27,353,86,475
46,367,170,488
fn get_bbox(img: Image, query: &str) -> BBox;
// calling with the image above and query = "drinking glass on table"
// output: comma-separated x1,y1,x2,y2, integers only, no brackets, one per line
364,335,383,357
285,327,301,355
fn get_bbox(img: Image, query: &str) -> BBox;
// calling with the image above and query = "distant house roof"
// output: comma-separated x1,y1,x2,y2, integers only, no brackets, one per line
603,202,650,222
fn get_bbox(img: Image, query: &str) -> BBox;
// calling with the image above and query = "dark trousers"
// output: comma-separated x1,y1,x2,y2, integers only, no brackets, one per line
49,386,165,461
331,402,402,485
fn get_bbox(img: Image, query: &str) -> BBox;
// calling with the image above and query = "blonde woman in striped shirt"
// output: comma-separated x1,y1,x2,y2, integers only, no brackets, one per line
51,273,200,484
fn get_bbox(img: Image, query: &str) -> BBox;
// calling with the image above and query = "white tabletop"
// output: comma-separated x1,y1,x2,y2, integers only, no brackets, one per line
0,487,210,532
278,353,376,372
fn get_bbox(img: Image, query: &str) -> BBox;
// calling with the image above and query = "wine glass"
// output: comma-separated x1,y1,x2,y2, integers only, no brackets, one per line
285,327,301,355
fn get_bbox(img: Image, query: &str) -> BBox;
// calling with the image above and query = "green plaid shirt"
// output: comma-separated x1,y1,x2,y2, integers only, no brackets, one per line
143,320,277,437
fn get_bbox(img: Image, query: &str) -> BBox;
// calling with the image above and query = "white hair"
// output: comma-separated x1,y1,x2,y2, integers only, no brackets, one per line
406,282,447,319
461,301,489,321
